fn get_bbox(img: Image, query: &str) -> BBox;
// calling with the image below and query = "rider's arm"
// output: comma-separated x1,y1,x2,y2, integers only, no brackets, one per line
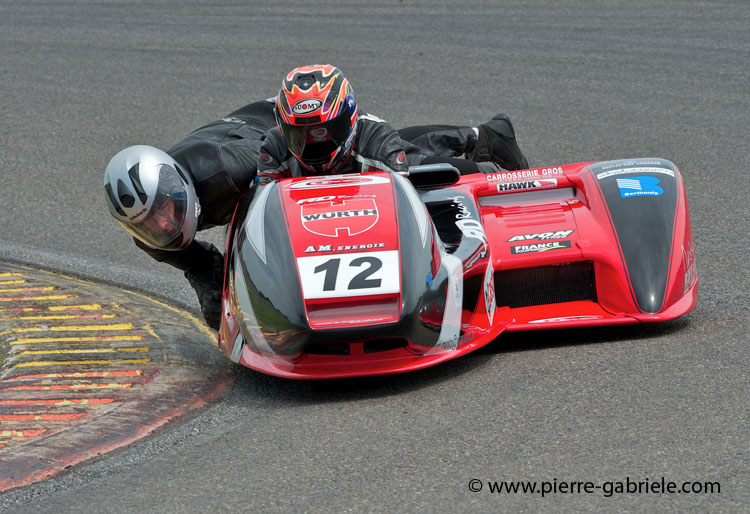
398,124,478,159
419,154,484,175
134,237,224,330
256,128,294,179
353,114,410,173
134,237,219,272
357,115,486,175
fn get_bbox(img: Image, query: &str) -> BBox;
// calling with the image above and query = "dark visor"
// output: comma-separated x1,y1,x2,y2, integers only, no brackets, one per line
279,109,352,165
125,165,188,249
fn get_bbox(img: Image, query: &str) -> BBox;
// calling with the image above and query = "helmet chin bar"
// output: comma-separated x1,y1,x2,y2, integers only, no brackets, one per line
295,144,351,176
299,155,330,175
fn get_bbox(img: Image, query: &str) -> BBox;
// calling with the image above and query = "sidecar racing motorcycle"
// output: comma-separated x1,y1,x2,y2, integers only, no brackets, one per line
217,158,697,379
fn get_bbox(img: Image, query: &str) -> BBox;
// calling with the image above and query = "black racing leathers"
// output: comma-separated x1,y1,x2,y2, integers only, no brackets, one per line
137,100,276,329
166,100,277,229
156,101,484,229
133,100,524,329
256,112,429,178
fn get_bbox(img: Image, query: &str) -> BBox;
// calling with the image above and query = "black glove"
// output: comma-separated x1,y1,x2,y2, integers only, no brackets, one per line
184,241,224,330
473,114,529,171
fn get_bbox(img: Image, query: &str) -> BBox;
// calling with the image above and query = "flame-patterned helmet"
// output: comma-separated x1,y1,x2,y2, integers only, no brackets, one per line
275,65,358,175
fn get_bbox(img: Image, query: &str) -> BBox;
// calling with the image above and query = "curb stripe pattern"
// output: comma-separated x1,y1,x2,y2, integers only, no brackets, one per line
6,370,144,380
0,263,233,491
0,399,117,405
0,271,153,453
9,335,144,345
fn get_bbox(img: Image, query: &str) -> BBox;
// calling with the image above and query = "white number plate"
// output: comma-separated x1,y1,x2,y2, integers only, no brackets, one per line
296,250,400,299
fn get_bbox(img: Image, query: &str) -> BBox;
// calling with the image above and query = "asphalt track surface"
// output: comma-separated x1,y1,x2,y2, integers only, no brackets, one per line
0,0,747,512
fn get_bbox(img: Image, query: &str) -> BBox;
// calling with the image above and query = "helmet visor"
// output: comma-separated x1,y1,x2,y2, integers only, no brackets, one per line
124,165,189,250
279,109,353,166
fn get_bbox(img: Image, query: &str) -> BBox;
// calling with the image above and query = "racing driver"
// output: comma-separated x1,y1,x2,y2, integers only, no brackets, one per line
257,64,528,179
104,65,528,329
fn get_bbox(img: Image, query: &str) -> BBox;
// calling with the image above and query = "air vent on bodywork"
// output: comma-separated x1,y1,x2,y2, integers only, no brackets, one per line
305,342,350,355
495,262,596,308
364,338,408,354
303,338,409,356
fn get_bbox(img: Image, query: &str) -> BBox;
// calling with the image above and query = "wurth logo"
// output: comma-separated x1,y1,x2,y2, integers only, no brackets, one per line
301,198,379,237
303,209,377,220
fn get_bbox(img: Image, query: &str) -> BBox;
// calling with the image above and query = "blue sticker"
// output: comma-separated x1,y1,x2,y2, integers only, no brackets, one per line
616,176,664,198
425,270,434,286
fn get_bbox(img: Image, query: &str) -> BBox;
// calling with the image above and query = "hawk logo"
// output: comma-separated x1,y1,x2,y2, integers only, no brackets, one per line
497,179,557,192
301,198,379,237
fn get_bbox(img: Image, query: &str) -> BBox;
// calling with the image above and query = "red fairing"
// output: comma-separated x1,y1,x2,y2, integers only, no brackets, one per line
474,159,696,329
656,169,698,318
280,174,402,329
219,158,697,379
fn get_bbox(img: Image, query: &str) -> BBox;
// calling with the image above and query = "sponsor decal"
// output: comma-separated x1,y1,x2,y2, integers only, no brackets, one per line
682,240,697,295
462,244,488,270
528,315,604,324
307,127,330,142
433,254,463,351
394,151,407,165
483,261,496,325
510,240,572,254
221,116,246,124
598,159,663,171
496,178,557,192
456,218,487,244
507,229,575,242
304,243,386,253
596,167,675,180
296,250,400,299
451,195,487,244
259,152,273,164
305,244,333,253
301,198,378,237
616,176,664,198
289,174,390,190
297,194,375,205
485,167,564,182
342,128,356,148
540,166,564,177
128,208,147,221
452,194,472,219
291,98,322,115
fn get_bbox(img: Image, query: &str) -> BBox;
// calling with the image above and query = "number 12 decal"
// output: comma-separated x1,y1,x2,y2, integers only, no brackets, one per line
314,256,382,291
297,251,400,299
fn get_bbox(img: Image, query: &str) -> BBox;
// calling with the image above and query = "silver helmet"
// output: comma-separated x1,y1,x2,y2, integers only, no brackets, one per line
103,145,200,250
